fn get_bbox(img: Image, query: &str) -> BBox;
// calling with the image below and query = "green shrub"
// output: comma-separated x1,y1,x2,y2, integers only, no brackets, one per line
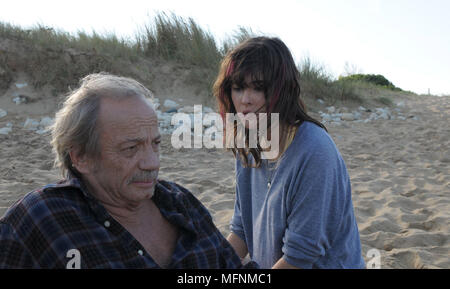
339,74,402,91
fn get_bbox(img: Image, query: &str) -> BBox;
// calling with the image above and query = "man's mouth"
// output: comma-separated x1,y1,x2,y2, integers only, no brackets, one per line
131,179,156,187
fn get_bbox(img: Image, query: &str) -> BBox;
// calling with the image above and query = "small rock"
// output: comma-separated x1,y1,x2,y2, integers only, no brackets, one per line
353,111,362,120
0,108,7,118
39,117,54,128
326,106,336,113
24,118,39,130
158,113,172,128
163,99,179,110
15,83,28,89
341,113,355,121
165,108,178,113
321,114,332,122
358,106,366,111
379,112,390,120
317,99,324,104
13,95,30,105
0,127,12,135
178,106,195,114
383,244,394,251
203,106,214,113
397,101,405,107
36,129,50,135
13,96,24,104
159,127,172,135
369,113,378,120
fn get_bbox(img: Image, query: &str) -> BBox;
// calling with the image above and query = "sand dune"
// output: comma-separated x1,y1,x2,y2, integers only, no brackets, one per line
0,93,449,269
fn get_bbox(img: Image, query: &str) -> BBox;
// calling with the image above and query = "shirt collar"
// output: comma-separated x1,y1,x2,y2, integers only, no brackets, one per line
42,172,111,222
43,174,198,239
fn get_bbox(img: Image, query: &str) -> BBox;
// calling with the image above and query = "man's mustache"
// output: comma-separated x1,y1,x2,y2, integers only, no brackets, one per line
128,170,158,184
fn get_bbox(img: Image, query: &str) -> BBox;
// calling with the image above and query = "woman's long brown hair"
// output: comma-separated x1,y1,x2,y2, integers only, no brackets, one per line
213,37,326,167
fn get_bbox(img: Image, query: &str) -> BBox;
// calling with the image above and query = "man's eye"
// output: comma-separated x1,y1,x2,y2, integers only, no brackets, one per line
124,145,138,152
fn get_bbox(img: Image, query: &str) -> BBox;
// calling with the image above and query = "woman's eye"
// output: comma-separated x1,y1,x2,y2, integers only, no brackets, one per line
232,86,242,92
253,82,265,91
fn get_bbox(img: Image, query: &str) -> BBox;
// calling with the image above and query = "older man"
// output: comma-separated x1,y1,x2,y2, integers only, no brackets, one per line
0,73,253,269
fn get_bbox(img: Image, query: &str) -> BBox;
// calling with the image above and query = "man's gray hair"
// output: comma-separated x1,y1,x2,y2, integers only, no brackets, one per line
51,73,154,177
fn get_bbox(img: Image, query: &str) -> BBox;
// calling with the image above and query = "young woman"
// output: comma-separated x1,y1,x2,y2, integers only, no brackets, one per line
213,37,365,269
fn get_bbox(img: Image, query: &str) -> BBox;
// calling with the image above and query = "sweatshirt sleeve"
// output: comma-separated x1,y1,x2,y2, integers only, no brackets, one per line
281,137,350,269
230,171,246,243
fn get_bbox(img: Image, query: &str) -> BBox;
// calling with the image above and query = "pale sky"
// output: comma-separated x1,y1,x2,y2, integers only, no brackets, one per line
1,0,449,95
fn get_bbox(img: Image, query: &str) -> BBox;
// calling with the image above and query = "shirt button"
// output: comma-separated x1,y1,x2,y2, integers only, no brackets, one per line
138,250,144,256
104,220,110,228
267,182,271,188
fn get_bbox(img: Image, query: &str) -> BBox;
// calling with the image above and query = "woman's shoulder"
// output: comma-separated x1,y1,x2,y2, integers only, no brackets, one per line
291,121,337,155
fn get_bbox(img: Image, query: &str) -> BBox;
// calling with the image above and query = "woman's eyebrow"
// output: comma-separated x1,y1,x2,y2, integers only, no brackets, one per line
250,80,265,88
252,80,265,85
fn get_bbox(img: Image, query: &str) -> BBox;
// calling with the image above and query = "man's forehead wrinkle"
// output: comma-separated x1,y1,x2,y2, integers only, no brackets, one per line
100,115,159,142
104,114,158,128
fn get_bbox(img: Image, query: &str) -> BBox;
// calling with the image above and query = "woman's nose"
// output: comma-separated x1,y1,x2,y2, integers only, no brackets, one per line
241,88,253,104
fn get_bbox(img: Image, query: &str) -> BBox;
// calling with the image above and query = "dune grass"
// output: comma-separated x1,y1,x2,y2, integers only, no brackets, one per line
138,12,222,70
0,12,411,105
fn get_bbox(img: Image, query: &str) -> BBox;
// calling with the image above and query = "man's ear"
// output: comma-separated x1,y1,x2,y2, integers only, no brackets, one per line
69,148,92,175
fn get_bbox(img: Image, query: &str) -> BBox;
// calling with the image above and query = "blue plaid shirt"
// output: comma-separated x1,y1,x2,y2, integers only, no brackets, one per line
0,176,253,269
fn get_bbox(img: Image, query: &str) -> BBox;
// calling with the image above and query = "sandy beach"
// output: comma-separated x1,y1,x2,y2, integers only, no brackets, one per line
0,90,449,269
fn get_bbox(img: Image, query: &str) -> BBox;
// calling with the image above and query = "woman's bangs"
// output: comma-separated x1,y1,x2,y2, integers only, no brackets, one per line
230,64,267,88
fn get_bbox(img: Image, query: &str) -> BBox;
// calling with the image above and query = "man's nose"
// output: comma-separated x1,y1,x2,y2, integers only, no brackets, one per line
139,147,160,171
